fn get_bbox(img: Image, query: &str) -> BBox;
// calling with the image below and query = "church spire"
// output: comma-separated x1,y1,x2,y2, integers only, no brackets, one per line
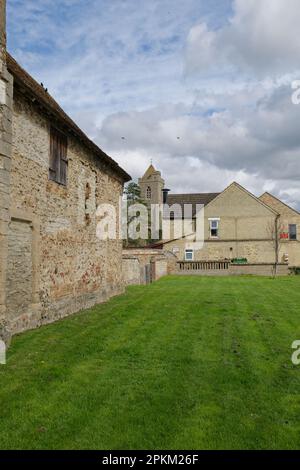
141,163,157,179
138,164,165,205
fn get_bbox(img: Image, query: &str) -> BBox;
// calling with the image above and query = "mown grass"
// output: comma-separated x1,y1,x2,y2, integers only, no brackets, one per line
1,275,300,450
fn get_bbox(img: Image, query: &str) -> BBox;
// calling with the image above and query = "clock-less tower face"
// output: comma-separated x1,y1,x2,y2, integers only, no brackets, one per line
138,164,165,205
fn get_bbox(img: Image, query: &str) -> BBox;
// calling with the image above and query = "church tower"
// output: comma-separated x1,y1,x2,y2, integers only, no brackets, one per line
138,164,165,205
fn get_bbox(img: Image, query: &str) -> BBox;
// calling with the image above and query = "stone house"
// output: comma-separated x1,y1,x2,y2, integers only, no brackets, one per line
139,165,300,267
0,1,130,344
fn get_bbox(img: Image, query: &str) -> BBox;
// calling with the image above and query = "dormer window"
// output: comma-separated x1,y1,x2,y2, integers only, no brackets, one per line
209,218,220,238
147,186,152,199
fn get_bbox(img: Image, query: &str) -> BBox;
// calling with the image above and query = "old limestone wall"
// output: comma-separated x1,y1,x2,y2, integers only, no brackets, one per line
260,193,300,266
6,89,124,334
122,257,141,286
0,0,13,345
122,248,175,285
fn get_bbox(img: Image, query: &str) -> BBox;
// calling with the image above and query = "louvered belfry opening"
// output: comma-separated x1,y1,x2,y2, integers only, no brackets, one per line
49,127,68,185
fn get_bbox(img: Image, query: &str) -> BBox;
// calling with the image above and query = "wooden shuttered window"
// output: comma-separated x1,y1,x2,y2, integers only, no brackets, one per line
49,127,68,185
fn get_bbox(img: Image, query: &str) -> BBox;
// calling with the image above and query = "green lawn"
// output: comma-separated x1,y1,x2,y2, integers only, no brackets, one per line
1,275,300,450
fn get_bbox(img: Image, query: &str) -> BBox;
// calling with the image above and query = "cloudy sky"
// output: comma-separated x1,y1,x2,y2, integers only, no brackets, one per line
8,0,300,209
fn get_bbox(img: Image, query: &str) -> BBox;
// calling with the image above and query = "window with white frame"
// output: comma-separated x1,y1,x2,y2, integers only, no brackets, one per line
185,249,194,261
209,218,220,238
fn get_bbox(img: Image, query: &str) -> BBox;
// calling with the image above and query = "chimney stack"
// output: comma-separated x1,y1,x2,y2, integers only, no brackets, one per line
162,188,170,204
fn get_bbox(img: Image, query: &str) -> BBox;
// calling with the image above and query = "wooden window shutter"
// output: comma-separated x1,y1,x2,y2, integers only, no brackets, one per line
49,127,68,185
49,129,58,181
59,133,68,185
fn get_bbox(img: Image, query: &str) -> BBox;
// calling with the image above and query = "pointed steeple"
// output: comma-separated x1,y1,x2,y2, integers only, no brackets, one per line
138,163,165,205
142,164,157,179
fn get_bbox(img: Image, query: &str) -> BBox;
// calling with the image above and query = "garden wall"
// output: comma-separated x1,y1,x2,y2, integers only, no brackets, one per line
122,249,177,285
176,262,289,276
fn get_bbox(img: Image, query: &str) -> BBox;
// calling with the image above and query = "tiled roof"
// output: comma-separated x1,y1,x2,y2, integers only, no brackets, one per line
259,192,300,216
165,193,220,218
6,53,131,182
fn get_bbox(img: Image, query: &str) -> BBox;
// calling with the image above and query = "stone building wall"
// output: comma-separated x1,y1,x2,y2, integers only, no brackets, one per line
165,238,277,264
122,257,142,286
0,0,13,345
164,183,278,264
5,89,125,334
164,184,300,267
122,248,176,285
260,192,300,266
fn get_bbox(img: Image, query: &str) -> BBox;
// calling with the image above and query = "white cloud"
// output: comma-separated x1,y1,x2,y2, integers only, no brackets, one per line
8,0,300,210
95,81,300,209
186,0,300,79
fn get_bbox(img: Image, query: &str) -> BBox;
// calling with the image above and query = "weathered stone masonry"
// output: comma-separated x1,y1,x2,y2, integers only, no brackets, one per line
6,69,129,337
0,0,13,345
0,1,131,344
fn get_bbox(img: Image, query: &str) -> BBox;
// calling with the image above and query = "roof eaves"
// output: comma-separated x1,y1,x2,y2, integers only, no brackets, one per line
260,192,300,217
204,182,279,216
7,53,131,183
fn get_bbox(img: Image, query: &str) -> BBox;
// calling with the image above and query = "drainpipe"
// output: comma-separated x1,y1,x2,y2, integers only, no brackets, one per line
273,214,280,278
275,214,280,265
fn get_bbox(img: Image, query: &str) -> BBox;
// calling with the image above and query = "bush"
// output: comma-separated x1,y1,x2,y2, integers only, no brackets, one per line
231,258,248,264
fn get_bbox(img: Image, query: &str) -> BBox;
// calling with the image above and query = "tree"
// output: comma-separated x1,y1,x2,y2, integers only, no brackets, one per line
124,182,143,203
123,182,149,248
266,217,285,277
